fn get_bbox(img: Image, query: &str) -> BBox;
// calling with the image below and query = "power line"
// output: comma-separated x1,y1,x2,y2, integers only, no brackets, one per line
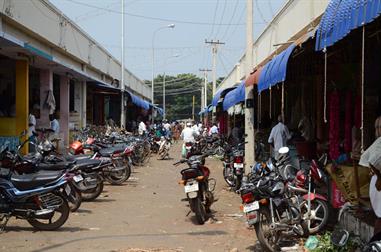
225,5,246,44
65,0,254,26
255,0,269,24
207,0,220,39
220,0,240,41
214,0,228,38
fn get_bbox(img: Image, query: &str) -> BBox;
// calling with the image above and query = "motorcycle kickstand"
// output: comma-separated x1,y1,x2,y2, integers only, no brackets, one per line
186,210,192,217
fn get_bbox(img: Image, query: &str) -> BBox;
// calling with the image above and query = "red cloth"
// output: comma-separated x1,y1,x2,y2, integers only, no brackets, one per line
344,91,352,153
354,96,361,129
329,91,340,160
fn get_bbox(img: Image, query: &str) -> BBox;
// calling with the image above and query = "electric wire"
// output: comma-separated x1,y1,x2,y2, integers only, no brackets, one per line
213,0,228,38
220,0,239,41
65,0,253,26
207,0,220,39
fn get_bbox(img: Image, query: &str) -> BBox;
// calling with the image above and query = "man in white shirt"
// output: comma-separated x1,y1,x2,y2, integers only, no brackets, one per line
181,122,198,143
28,104,39,137
49,113,60,134
163,120,171,137
268,115,291,158
138,120,147,136
209,123,219,136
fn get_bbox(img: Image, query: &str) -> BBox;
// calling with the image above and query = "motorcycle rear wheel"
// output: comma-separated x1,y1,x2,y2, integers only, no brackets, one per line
190,197,207,225
27,193,70,231
223,167,235,187
106,159,131,185
254,207,280,252
66,183,82,212
81,175,104,201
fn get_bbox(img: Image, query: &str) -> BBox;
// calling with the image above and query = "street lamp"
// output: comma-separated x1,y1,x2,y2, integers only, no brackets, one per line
163,54,180,120
151,24,175,123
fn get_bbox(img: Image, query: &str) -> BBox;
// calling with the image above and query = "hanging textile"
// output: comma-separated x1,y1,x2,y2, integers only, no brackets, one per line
44,90,56,114
329,91,340,160
344,91,352,153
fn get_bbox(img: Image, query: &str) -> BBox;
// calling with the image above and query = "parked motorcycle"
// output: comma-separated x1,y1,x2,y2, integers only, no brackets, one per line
174,153,216,224
157,136,171,160
0,166,71,231
222,142,245,191
240,147,309,251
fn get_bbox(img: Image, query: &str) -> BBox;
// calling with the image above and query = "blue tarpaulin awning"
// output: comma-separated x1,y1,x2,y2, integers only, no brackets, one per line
211,87,236,106
222,81,245,111
257,44,296,92
127,92,150,110
151,105,164,115
315,0,381,51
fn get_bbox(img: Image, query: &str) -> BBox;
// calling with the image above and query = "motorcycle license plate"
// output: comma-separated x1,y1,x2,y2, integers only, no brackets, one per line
234,163,244,168
73,175,84,182
65,184,71,195
186,146,192,150
184,182,199,193
243,201,259,213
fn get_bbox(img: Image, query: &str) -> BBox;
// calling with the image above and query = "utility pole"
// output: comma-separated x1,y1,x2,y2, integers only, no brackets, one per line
244,0,254,172
192,95,195,121
120,0,125,128
205,40,224,96
199,69,211,108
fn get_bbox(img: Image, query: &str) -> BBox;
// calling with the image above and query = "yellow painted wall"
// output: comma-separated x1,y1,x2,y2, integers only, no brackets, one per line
0,60,29,153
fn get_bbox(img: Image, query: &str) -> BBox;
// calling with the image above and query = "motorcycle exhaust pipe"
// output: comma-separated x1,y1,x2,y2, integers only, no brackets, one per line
288,185,308,194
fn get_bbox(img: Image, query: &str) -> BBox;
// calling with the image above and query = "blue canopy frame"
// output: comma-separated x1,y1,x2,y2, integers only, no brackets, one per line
258,44,296,92
222,81,245,111
315,0,381,51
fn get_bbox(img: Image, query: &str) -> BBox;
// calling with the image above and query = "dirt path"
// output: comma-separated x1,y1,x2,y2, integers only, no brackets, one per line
1,143,257,252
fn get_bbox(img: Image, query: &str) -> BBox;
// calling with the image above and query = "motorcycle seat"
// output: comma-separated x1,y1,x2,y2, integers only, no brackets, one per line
11,170,64,191
99,146,125,157
71,159,102,172
64,154,92,162
37,162,68,171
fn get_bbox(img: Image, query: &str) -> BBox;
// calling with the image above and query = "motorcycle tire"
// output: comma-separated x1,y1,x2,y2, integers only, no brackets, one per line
254,207,280,252
66,183,82,212
233,175,242,192
81,175,104,201
27,193,70,231
301,199,329,234
190,197,207,225
106,161,131,185
223,167,235,187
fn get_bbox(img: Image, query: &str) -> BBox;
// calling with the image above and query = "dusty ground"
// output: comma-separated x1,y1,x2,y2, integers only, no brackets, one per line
1,143,258,252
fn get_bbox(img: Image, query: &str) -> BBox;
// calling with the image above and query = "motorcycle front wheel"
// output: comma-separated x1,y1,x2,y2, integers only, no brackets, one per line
301,198,329,234
27,193,70,231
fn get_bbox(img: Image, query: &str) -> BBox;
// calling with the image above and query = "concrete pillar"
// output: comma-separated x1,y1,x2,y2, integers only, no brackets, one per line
39,69,53,128
60,75,70,147
15,60,29,153
81,81,87,128
244,0,255,171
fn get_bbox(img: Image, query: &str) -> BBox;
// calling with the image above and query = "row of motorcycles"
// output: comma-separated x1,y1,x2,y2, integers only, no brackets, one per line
220,136,380,251
0,126,152,231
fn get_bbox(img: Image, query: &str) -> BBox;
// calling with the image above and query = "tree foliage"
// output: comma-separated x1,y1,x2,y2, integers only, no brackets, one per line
145,73,224,121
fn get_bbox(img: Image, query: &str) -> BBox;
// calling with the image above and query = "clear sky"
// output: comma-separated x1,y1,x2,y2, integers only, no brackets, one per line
50,0,286,81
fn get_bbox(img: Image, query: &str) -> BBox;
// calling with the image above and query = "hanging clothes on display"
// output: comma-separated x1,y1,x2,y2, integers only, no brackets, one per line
329,91,340,160
344,91,352,153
